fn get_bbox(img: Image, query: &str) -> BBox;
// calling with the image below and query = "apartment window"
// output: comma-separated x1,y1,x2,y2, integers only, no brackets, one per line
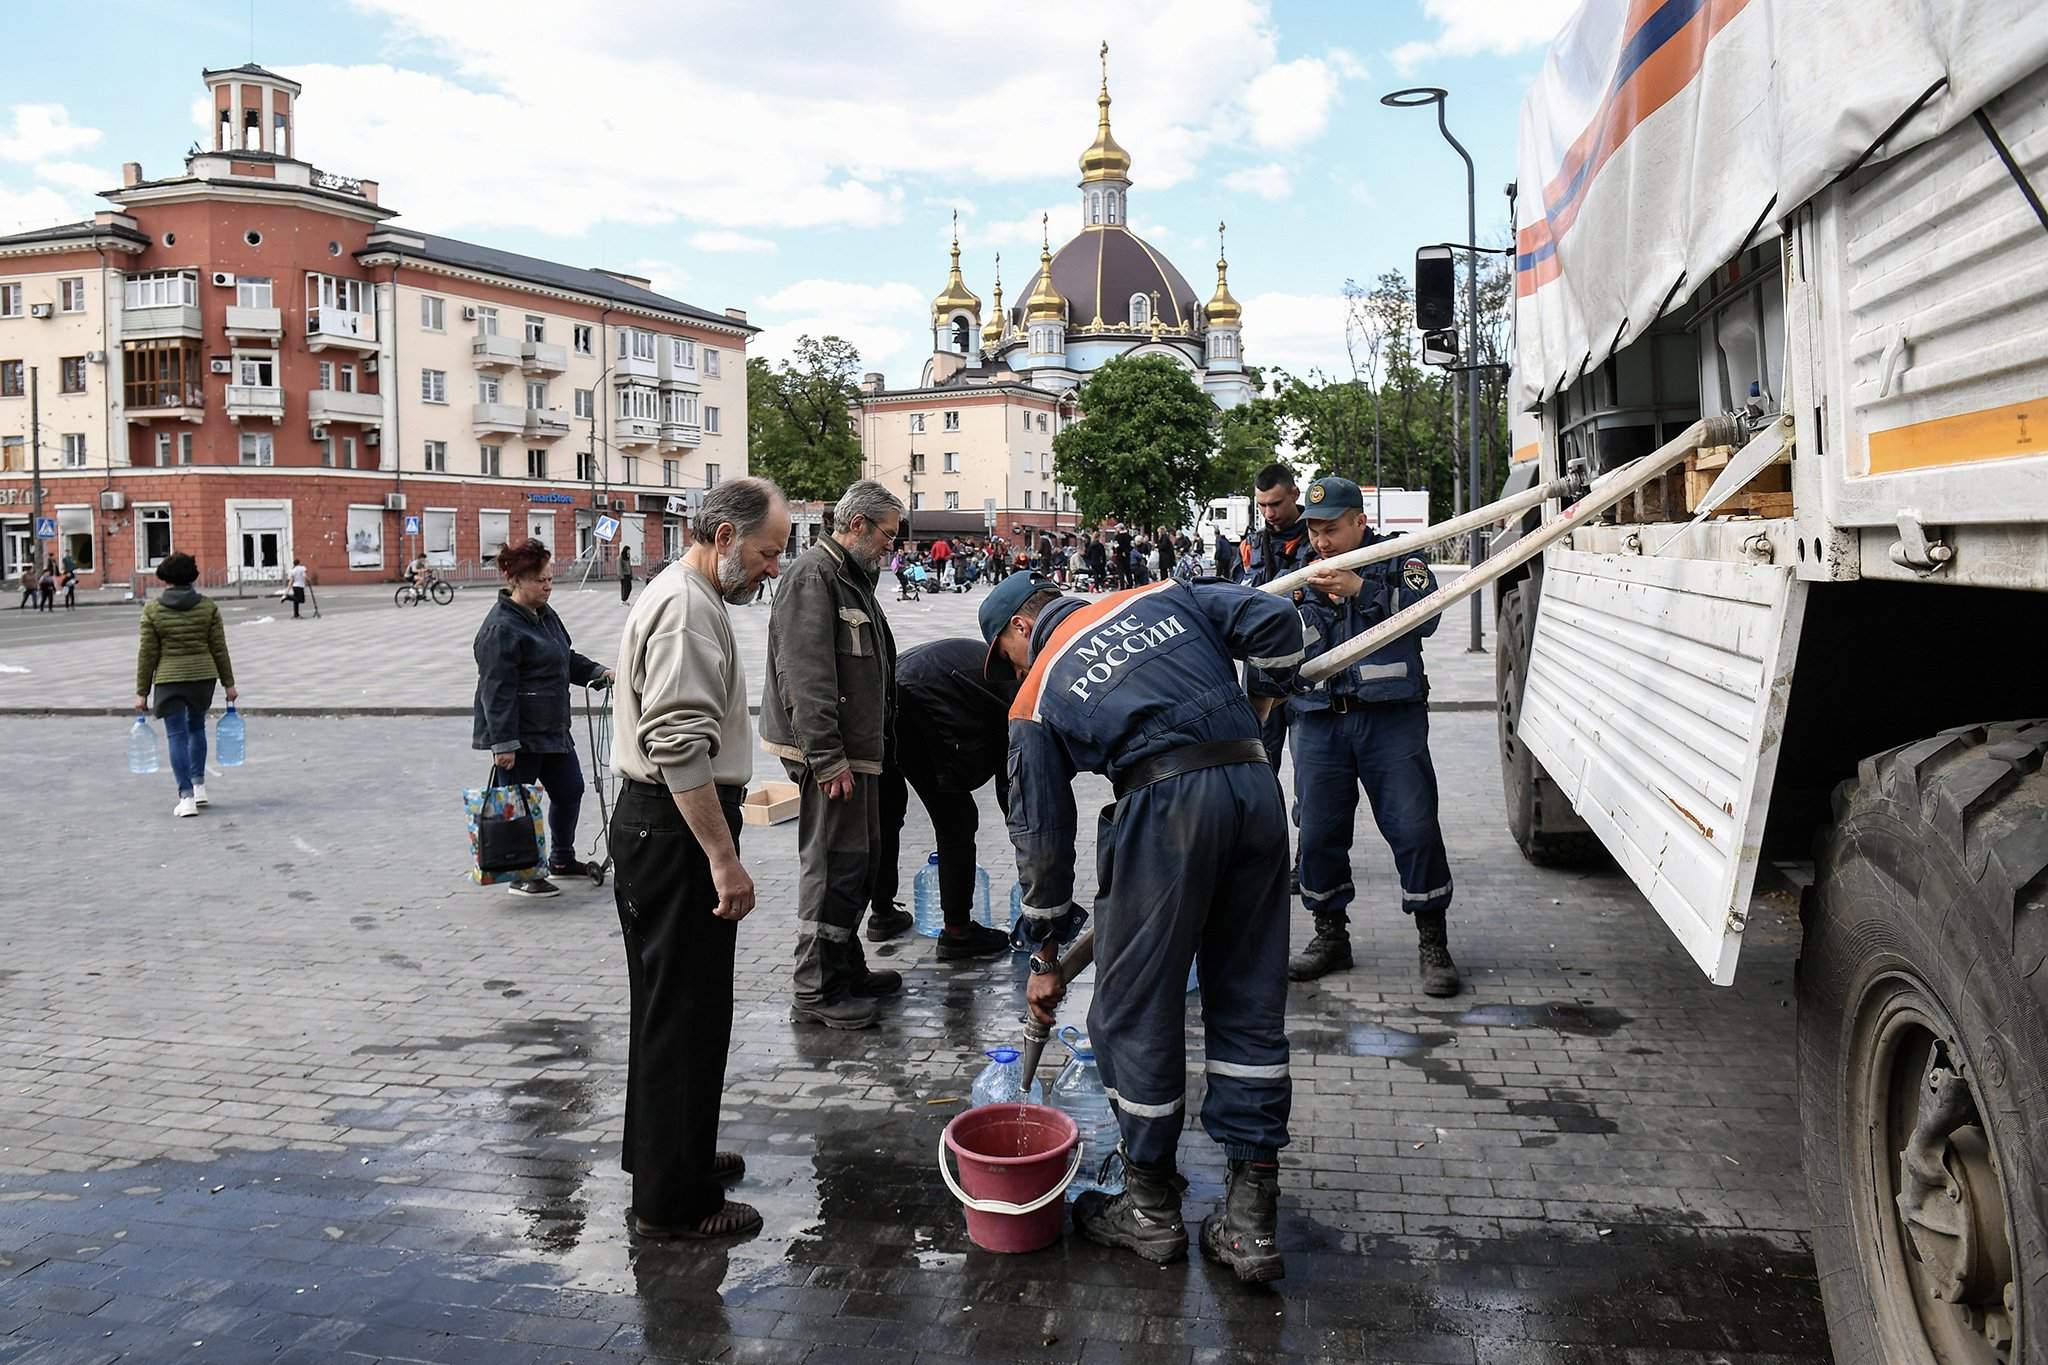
705,463,721,487
59,278,86,313
704,405,720,433
237,353,276,388
665,390,699,426
1038,413,1048,432
308,273,368,315
622,456,639,485
943,451,958,473
0,360,20,396
619,385,658,420
421,368,447,404
239,432,274,466
574,388,593,419
60,357,86,394
670,337,694,368
235,276,272,309
339,435,357,470
154,432,172,464
703,348,720,377
420,295,446,331
318,360,334,390
317,436,332,467
945,491,960,510
475,306,499,336
0,284,21,317
424,440,448,473
618,328,656,362
178,432,193,465
480,444,501,477
663,459,677,487
576,450,595,481
910,452,926,474
138,507,172,569
0,436,20,470
943,411,960,431
909,413,925,434
478,375,502,404
338,363,356,393
524,315,546,343
525,380,547,410
61,433,86,468
59,507,92,570
526,448,547,480
125,271,197,309
910,492,926,510
573,324,593,355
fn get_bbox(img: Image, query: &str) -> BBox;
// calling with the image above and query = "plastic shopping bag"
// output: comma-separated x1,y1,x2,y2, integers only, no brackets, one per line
464,770,549,884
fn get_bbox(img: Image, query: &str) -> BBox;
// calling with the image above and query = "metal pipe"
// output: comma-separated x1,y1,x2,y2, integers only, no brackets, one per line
1299,416,1738,686
1258,477,1567,599
1015,927,1096,1085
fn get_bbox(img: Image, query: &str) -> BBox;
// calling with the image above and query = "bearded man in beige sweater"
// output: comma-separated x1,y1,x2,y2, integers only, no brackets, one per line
609,476,789,1241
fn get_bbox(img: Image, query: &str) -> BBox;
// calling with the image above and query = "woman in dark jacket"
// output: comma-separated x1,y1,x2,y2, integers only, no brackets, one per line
472,538,611,899
133,552,237,818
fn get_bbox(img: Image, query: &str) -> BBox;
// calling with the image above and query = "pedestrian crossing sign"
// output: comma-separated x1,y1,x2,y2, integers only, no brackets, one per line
34,516,56,539
593,515,620,542
403,515,421,536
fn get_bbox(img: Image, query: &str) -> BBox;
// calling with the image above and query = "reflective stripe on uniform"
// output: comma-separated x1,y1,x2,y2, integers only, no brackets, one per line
1103,1086,1185,1119
1354,661,1408,681
1205,1059,1289,1080
1301,882,1352,904
807,923,853,942
1401,882,1453,903
1248,649,1305,670
1020,898,1067,920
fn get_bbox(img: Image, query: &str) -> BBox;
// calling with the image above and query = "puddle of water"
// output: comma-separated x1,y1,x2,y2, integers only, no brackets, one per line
1437,1000,1633,1037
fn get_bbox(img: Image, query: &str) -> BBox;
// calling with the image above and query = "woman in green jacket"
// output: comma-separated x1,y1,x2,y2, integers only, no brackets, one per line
133,553,238,818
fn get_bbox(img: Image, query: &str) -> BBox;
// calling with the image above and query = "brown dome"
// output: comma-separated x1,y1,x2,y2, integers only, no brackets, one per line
1010,227,1200,332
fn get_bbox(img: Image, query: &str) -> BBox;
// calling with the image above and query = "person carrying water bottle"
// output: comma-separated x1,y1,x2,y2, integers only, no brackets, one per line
991,569,1302,1283
132,553,237,819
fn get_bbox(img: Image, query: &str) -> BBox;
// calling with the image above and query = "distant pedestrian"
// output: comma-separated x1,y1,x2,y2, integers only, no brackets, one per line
16,564,34,609
471,538,614,900
37,566,55,611
132,552,236,819
618,545,634,603
61,568,77,610
287,558,309,619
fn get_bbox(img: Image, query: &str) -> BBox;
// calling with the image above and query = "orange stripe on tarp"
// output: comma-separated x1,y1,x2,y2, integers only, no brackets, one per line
1865,395,2048,474
1009,581,1176,722
1512,443,1541,464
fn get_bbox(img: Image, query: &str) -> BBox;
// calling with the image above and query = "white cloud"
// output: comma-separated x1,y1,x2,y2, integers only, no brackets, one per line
1223,164,1293,200
688,230,778,254
1392,0,1579,71
1241,54,1356,151
1240,290,1355,379
33,162,111,195
752,279,931,384
0,105,103,163
0,182,81,232
959,205,1069,253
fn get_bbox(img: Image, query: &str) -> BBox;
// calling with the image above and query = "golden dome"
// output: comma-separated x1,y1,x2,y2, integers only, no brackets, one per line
982,255,1008,346
1207,222,1241,326
930,214,981,323
1024,218,1067,324
1078,42,1132,185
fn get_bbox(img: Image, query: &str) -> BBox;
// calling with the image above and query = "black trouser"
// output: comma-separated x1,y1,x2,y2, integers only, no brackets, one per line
620,576,632,602
507,747,584,870
611,778,743,1224
874,747,1002,927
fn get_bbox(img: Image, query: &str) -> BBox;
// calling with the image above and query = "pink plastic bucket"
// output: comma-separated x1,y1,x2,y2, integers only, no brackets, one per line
939,1103,1081,1253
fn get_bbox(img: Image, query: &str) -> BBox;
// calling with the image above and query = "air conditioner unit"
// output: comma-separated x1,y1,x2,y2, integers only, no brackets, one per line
611,497,627,511
28,303,52,319
364,429,380,447
85,350,105,364
310,424,329,441
363,358,378,374
383,492,407,511
209,358,232,374
211,271,236,288
99,491,125,511
461,306,478,321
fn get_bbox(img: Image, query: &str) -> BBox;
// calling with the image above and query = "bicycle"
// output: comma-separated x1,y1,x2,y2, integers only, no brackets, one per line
394,574,455,607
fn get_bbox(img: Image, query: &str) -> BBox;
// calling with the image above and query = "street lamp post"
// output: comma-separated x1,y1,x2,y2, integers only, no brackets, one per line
1382,86,1484,653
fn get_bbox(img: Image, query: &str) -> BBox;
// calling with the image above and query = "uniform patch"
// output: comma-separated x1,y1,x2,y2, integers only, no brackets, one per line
1402,557,1429,592
1307,482,1326,504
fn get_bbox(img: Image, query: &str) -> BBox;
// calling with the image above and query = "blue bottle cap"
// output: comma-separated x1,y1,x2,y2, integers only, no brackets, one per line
987,1047,1020,1063
927,851,940,864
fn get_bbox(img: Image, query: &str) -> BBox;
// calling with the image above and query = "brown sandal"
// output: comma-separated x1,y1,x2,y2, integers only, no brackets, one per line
634,1199,762,1241
711,1151,745,1182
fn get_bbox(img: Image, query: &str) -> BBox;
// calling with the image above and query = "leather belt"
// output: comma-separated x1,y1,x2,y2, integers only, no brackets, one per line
1112,738,1270,800
624,776,748,805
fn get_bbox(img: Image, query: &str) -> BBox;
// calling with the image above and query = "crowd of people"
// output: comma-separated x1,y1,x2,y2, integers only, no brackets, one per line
16,554,82,612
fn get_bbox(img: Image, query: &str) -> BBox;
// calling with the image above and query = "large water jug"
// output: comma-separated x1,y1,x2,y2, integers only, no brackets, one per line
1046,1027,1126,1200
972,865,995,929
128,715,160,775
216,704,246,767
970,1047,1043,1107
913,852,943,937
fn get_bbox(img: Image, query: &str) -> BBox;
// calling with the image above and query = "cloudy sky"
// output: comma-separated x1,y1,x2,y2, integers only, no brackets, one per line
2,0,1576,387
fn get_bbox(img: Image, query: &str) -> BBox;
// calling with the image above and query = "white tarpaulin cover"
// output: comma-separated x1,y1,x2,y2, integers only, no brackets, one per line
1514,0,2048,408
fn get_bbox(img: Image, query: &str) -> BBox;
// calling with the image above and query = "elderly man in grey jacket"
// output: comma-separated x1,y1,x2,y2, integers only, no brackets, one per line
760,480,904,1029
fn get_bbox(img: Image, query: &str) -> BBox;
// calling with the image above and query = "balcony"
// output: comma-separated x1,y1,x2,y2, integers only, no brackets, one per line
123,303,203,341
306,307,377,352
125,382,205,424
308,388,383,426
521,341,568,375
225,385,285,423
614,353,659,382
658,352,700,390
524,406,571,440
472,401,526,434
223,305,282,340
614,416,660,448
471,333,523,369
659,420,702,449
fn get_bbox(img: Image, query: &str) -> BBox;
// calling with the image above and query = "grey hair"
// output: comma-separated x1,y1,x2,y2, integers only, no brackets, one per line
691,476,786,546
831,479,905,534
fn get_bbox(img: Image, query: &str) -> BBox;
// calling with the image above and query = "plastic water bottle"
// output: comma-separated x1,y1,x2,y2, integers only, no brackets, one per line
215,704,246,768
970,1047,1042,1107
1046,1028,1126,1201
973,865,994,929
128,715,160,774
913,852,943,937
1187,957,1200,994
1009,881,1024,935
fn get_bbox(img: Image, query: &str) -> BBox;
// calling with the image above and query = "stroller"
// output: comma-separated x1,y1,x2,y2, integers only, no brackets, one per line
578,681,619,885
896,563,927,601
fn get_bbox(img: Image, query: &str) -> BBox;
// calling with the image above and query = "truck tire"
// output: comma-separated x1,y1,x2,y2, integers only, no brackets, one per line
1496,582,1605,866
1799,719,2048,1364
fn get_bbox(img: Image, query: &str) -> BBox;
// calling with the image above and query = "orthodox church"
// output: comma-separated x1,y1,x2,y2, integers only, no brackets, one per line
919,46,1252,410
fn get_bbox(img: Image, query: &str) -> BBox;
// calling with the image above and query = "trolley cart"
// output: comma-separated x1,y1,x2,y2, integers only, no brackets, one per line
579,680,618,886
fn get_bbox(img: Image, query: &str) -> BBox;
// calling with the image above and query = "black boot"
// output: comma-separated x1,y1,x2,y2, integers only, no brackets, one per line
1072,1156,1187,1264
1414,908,1460,997
1200,1160,1284,1283
846,936,902,998
1287,913,1352,981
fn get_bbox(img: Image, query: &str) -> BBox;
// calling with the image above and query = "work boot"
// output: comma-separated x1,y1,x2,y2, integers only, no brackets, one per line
1072,1157,1187,1265
866,903,914,941
1200,1160,1285,1284
846,939,902,998
1414,908,1461,997
936,921,1010,961
789,996,878,1030
1287,914,1352,981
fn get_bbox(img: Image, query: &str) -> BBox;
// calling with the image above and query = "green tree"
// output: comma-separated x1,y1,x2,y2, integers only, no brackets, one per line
1052,355,1217,532
746,335,864,502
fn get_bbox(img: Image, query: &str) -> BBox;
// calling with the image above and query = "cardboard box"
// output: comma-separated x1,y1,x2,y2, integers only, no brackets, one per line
740,781,801,826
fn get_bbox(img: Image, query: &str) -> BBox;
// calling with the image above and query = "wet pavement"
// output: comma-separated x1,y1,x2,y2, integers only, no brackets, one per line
0,711,1831,1363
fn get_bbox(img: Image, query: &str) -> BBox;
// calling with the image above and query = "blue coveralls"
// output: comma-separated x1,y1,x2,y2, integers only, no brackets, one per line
1291,538,1454,925
1007,579,1305,1167
1240,518,1317,769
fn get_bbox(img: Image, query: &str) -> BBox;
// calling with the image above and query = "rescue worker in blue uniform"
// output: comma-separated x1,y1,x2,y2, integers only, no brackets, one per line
1288,476,1459,994
985,569,1303,1282
1241,463,1318,774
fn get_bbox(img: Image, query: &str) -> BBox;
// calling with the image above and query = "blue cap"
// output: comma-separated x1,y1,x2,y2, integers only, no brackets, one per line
980,572,1056,678
1300,476,1364,519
